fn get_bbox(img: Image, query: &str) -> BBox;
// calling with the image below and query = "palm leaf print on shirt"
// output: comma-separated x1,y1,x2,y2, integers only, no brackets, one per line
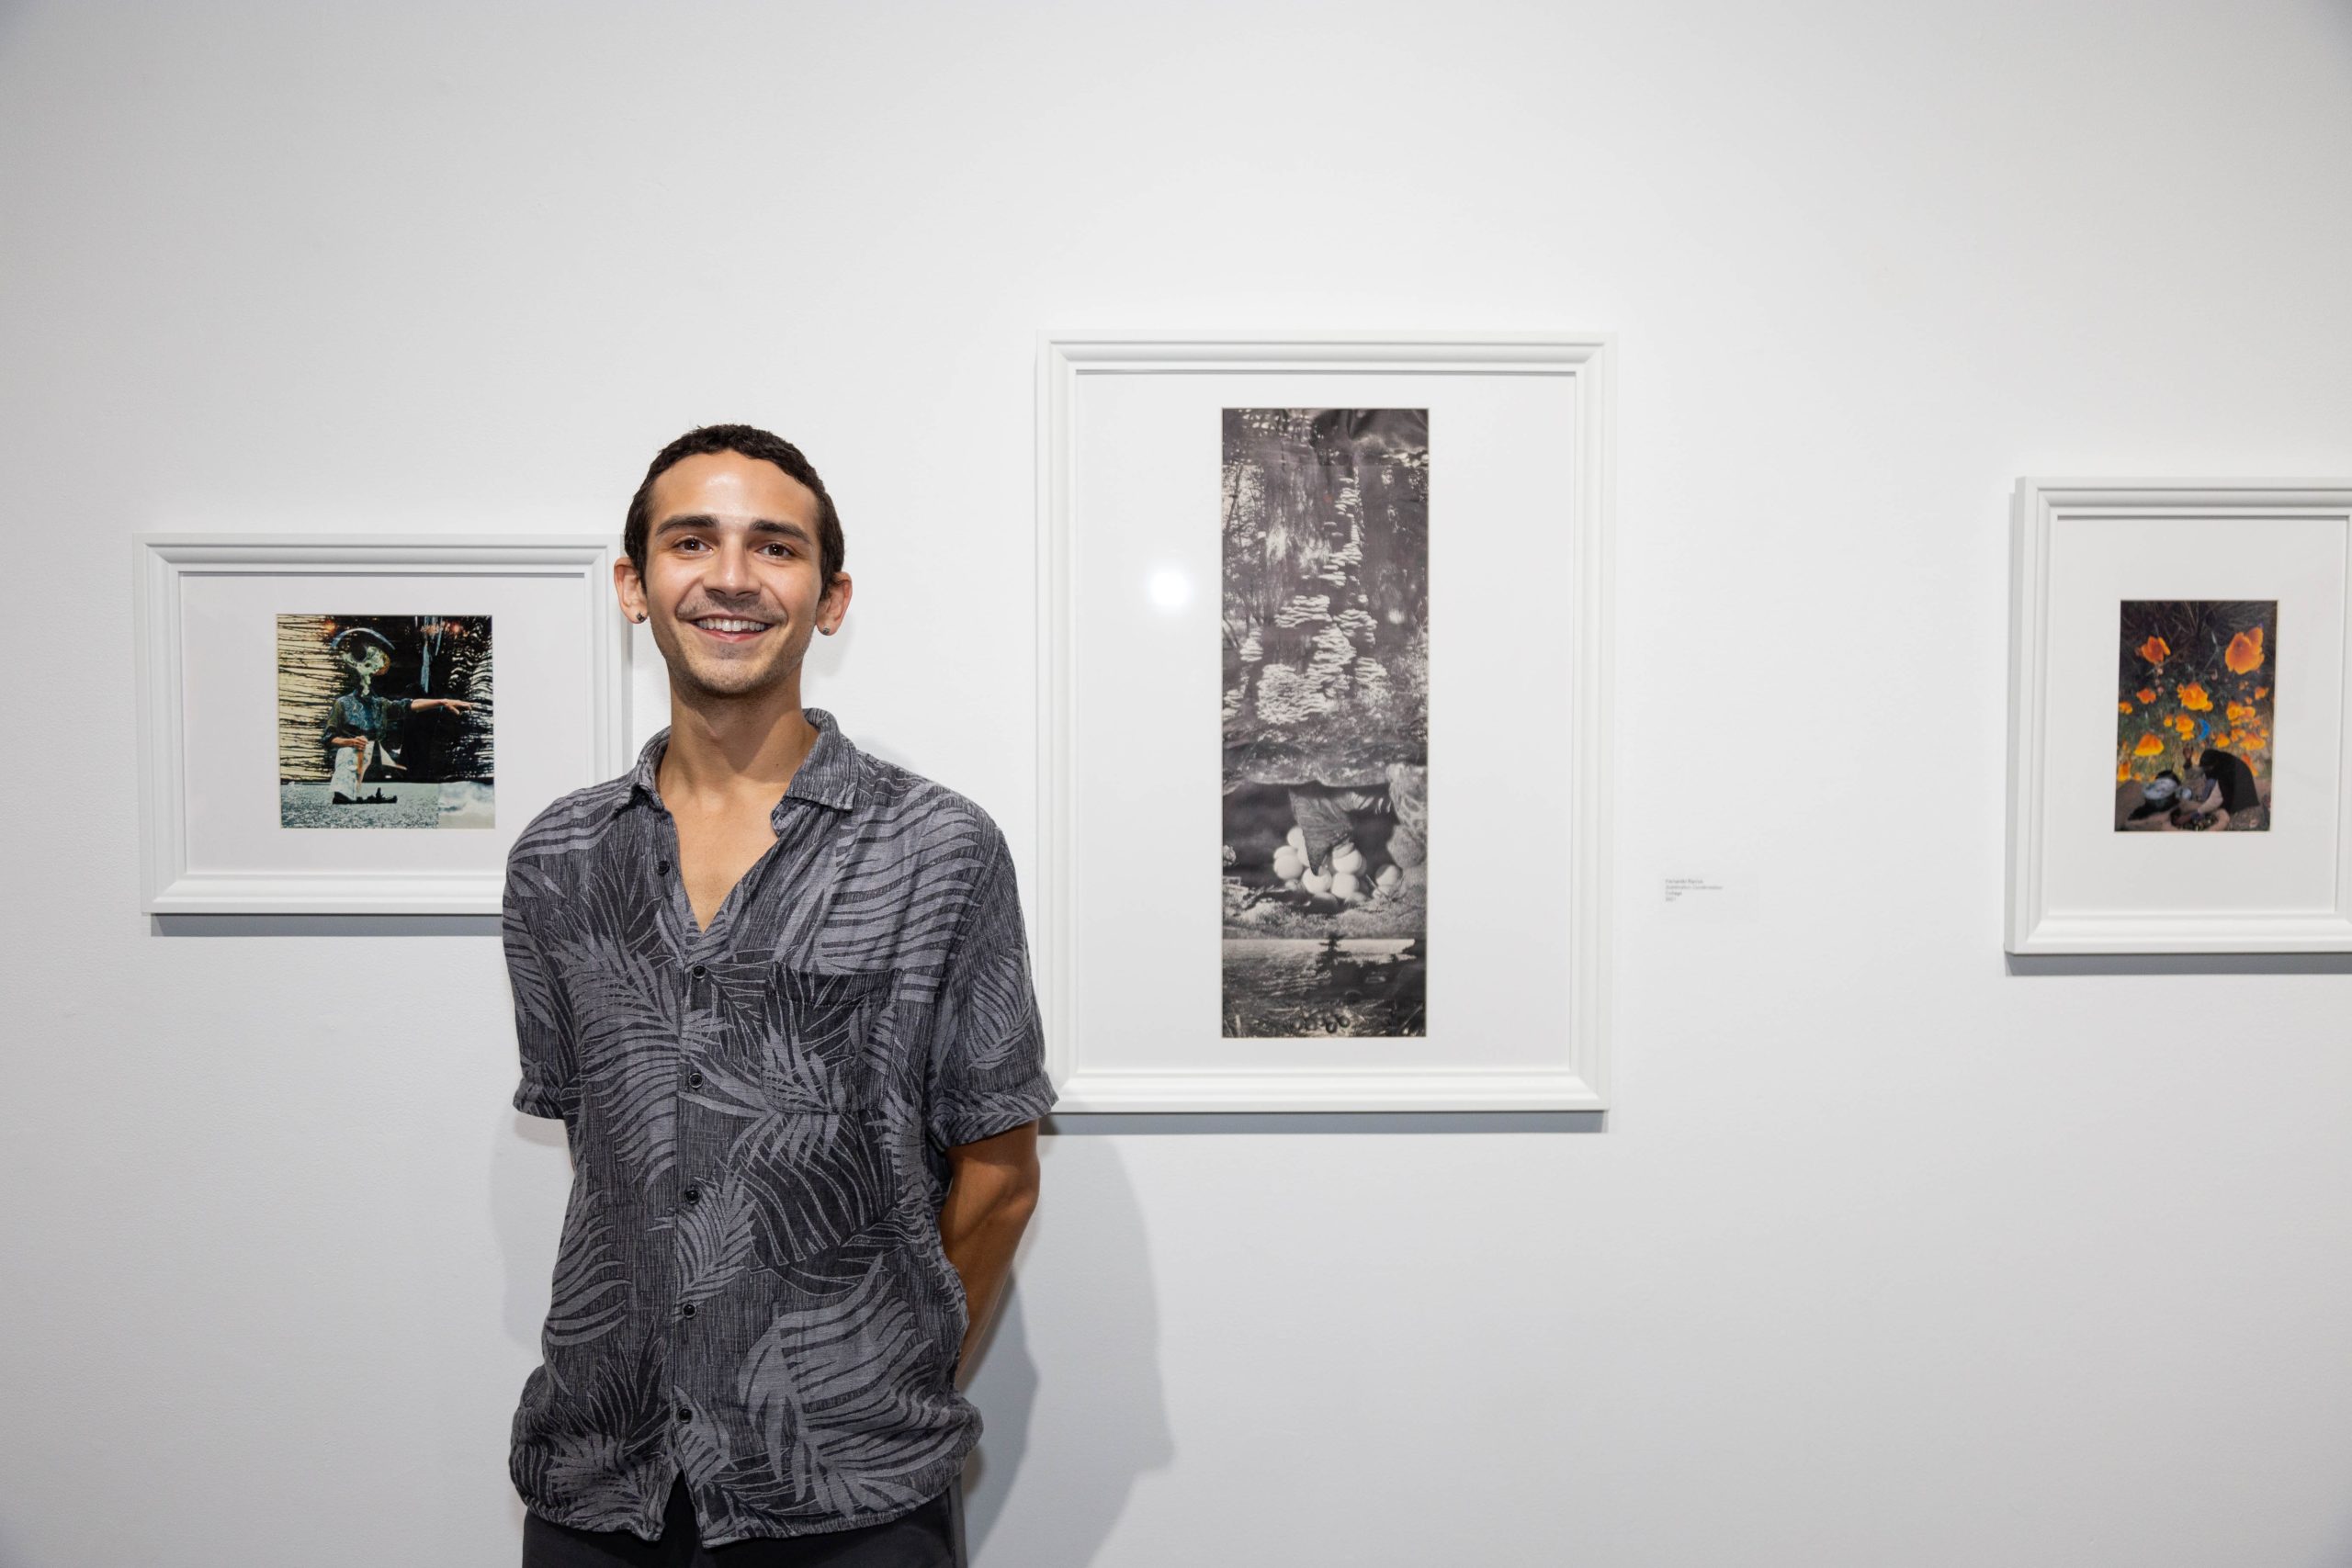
738,1247,964,1517
545,1181,631,1347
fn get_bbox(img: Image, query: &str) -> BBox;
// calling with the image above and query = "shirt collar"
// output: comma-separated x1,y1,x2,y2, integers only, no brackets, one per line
778,707,864,815
622,706,865,822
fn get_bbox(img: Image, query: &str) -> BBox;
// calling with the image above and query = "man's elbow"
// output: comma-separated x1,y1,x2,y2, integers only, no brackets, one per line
1012,1167,1042,1215
989,1159,1042,1226
944,1121,1043,1231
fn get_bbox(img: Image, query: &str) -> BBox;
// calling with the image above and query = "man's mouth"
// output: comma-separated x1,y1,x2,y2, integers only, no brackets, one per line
686,615,775,643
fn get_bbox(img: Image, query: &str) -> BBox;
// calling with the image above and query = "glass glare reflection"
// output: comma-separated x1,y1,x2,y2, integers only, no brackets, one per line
1147,568,1191,613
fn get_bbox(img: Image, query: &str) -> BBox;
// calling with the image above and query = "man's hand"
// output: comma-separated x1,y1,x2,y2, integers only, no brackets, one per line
937,1121,1041,1382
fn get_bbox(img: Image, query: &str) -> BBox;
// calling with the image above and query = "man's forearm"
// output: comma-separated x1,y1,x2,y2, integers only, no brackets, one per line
937,1122,1041,1375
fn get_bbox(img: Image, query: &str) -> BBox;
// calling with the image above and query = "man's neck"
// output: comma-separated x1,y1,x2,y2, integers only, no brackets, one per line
657,677,820,812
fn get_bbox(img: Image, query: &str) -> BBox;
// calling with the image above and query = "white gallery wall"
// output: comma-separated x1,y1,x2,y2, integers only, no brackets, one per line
4,2,2350,1562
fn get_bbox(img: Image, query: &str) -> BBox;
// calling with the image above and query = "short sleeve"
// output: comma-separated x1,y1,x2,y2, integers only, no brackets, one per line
926,830,1057,1147
503,852,580,1120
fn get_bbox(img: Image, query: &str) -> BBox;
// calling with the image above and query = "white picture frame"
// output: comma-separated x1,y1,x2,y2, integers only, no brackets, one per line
1036,331,1614,1111
2007,479,2352,953
135,535,630,914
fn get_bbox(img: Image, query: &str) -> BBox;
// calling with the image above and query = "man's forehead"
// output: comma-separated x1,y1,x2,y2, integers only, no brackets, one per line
649,450,820,525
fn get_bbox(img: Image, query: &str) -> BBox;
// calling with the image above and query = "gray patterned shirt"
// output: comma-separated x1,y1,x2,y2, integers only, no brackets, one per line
502,708,1055,1545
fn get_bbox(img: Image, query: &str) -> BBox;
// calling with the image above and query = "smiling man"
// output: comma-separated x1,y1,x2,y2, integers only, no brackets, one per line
502,424,1053,1566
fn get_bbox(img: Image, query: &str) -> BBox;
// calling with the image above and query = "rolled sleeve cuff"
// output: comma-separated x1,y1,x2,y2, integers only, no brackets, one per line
513,1077,571,1119
929,1074,1057,1149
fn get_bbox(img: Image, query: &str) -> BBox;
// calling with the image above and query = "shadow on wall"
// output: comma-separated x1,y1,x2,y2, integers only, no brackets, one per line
961,1135,1172,1567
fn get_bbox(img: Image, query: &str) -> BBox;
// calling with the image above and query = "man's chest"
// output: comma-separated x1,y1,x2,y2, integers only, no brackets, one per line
534,808,958,1000
538,818,930,1118
669,802,783,933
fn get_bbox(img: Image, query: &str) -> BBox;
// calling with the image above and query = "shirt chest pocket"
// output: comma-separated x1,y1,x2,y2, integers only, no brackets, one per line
737,964,894,1115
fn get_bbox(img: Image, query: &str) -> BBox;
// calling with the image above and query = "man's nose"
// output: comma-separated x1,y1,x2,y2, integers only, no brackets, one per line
709,538,754,592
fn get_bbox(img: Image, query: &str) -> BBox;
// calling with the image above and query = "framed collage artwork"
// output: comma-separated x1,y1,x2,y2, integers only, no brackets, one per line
1037,332,1615,1111
135,535,630,914
2007,480,2352,953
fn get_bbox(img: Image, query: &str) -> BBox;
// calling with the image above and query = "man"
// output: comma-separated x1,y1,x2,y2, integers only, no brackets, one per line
503,424,1053,1565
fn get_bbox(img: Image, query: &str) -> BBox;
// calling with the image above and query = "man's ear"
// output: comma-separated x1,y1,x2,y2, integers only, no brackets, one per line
818,570,854,635
614,556,649,625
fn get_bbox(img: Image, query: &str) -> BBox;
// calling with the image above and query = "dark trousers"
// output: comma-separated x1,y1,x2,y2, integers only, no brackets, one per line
524,1474,964,1568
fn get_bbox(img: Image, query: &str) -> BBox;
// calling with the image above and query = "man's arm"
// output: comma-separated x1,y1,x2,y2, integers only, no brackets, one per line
938,1119,1041,1380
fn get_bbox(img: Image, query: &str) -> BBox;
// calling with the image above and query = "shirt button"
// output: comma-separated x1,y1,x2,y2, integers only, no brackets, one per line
675,1405,691,1423
687,1070,705,1088
681,1302,697,1318
684,1185,702,1204
657,860,672,875
691,964,707,979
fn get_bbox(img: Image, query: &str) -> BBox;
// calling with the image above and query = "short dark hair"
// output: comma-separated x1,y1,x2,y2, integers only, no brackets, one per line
623,423,844,592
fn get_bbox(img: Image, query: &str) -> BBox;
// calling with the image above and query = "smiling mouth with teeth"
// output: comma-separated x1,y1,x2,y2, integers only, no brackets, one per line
688,615,775,640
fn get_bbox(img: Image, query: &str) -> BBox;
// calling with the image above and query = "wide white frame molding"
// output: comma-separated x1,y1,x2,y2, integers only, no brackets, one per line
2007,479,2352,953
135,535,630,914
1037,331,1615,1111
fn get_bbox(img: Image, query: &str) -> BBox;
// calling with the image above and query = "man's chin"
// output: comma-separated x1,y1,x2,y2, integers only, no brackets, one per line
673,650,797,701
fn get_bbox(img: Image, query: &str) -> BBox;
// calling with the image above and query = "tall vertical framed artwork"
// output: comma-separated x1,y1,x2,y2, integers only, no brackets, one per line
1037,332,1615,1111
136,536,630,913
2007,480,2352,953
